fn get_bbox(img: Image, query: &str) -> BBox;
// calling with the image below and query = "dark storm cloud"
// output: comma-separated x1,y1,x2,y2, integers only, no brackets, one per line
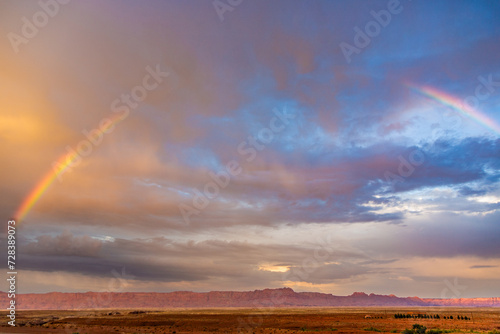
388,137,500,193
18,233,368,283
24,230,102,257
361,210,500,259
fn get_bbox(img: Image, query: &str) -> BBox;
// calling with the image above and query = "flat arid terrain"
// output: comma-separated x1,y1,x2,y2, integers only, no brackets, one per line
1,307,499,334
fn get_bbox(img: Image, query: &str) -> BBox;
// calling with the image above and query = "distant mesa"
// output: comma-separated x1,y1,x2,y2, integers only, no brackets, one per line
0,288,499,310
350,292,369,297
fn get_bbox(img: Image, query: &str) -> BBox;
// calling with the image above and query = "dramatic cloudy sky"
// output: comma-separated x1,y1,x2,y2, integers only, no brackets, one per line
1,0,499,298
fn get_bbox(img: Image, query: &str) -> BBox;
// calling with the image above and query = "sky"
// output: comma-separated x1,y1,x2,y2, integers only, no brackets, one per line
1,0,499,299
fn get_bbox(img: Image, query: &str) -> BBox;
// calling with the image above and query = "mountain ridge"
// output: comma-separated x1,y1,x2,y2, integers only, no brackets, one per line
2,288,499,310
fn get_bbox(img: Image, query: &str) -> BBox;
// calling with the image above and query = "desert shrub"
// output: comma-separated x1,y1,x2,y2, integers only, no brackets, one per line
414,324,427,334
428,329,443,334
364,327,382,332
428,330,453,334
401,324,427,334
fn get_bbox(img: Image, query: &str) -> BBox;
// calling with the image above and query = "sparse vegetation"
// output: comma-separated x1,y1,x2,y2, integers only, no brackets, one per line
402,324,427,334
364,327,382,332
2,308,496,333
401,325,460,334
427,329,454,334
395,313,470,320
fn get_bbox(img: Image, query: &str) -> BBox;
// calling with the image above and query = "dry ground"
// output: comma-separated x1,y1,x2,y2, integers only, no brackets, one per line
0,307,498,334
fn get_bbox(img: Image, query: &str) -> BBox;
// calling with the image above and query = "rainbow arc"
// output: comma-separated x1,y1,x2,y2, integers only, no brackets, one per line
14,112,127,222
408,83,500,136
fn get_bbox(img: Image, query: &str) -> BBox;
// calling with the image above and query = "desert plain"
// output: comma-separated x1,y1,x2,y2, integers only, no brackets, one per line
1,307,499,334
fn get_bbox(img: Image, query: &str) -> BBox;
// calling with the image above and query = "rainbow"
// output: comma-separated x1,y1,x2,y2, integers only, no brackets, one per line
13,151,79,222
408,83,500,136
13,111,127,222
